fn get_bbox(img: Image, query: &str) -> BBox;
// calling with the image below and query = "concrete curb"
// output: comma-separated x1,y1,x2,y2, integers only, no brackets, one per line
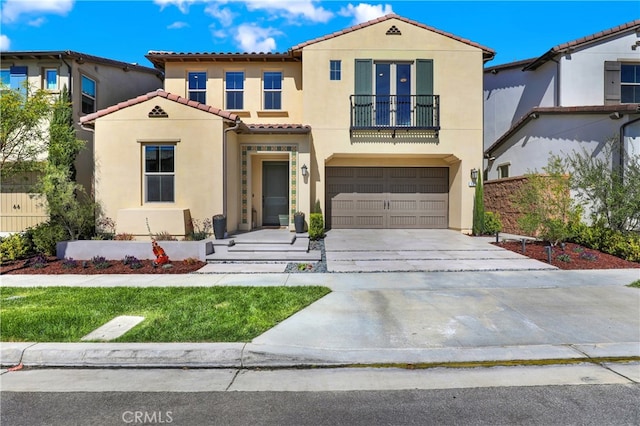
2,342,638,369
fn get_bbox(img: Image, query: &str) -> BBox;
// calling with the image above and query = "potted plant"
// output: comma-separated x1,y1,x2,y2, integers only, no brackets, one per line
212,214,226,239
294,211,305,233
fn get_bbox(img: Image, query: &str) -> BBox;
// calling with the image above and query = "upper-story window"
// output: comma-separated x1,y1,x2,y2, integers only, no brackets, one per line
188,72,206,104
330,60,341,81
263,71,282,110
44,68,58,90
81,75,96,114
1,66,27,94
621,64,640,103
145,145,175,203
497,163,510,179
225,71,244,110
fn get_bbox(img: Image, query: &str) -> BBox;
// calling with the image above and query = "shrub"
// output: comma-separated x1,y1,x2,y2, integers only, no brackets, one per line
29,254,48,269
483,211,503,235
154,231,177,241
183,257,199,265
62,257,78,269
188,218,212,241
580,252,598,262
472,173,484,236
308,213,324,240
28,221,67,256
114,233,135,241
122,255,143,269
556,253,572,263
0,233,32,263
91,255,111,269
570,223,640,262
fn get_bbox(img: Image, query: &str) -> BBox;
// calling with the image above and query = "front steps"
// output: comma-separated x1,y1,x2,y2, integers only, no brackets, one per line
205,229,321,263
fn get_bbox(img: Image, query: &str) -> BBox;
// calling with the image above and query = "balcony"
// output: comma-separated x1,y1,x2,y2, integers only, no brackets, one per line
350,94,440,133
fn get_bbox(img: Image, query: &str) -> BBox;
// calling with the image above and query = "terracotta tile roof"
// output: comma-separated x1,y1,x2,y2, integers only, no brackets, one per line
291,14,495,60
80,89,240,124
485,104,640,155
244,123,311,133
523,20,640,71
0,50,161,76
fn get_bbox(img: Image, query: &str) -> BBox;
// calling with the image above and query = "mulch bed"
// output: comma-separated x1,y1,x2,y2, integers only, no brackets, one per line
0,257,207,275
493,241,640,270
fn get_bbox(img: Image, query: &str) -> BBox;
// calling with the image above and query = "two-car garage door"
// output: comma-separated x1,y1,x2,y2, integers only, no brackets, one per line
326,167,448,229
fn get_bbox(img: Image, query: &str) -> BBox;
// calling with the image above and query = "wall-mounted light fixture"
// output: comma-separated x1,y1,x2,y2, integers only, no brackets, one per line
301,164,308,178
470,168,478,182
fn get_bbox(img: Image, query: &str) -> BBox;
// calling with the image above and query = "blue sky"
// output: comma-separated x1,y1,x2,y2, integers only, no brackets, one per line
1,1,638,67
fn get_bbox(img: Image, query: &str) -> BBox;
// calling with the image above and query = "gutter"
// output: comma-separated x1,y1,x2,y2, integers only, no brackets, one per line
222,117,242,219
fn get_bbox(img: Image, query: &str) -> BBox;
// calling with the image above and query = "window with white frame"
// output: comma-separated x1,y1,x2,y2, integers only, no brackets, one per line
330,60,341,81
145,145,175,202
188,72,206,104
263,71,282,110
44,68,58,90
497,163,510,179
225,71,244,110
1,66,27,94
621,64,640,103
81,75,96,114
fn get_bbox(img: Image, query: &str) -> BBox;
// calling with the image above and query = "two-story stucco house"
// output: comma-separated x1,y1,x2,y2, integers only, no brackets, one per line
0,51,162,233
483,20,640,182
80,14,494,238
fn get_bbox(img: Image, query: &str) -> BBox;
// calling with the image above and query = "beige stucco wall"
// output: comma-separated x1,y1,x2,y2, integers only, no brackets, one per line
300,18,485,232
93,96,227,238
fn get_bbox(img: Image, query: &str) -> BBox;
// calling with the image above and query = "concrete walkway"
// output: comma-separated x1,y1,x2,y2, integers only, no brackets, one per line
324,229,555,272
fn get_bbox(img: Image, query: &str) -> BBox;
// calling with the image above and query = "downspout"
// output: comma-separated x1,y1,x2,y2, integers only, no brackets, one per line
551,57,560,107
222,117,242,219
59,53,73,98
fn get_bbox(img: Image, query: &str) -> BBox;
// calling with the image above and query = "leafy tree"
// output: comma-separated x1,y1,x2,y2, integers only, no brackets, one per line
472,173,484,235
513,157,582,245
559,137,640,233
0,81,52,179
48,86,84,179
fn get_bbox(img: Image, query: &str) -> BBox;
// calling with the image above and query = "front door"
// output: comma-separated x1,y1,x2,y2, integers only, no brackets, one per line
262,161,289,226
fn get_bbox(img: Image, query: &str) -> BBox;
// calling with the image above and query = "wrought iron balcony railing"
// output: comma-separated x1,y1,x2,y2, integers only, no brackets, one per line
350,94,440,131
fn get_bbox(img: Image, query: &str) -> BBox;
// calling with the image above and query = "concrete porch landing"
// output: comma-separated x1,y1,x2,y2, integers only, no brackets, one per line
204,229,321,265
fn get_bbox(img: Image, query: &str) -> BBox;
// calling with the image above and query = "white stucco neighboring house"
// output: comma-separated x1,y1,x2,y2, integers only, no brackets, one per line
483,20,640,181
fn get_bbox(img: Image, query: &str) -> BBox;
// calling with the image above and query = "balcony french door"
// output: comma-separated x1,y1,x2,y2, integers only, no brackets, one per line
375,63,412,126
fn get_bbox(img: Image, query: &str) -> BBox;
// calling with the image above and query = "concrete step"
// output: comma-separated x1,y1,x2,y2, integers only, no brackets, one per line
206,250,321,262
228,237,309,253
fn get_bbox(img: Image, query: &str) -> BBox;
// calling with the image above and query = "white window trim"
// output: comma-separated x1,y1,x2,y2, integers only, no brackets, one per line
44,68,59,91
143,144,176,204
497,162,511,179
187,71,207,103
263,70,283,110
81,74,97,114
225,70,244,110
330,60,341,81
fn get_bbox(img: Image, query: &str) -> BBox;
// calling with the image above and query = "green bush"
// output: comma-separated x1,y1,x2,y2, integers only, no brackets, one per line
308,213,324,240
28,221,67,256
570,223,640,262
0,233,32,263
483,211,503,235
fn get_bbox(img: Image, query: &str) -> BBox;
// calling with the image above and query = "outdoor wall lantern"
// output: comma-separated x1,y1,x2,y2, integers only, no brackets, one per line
470,168,478,182
301,164,308,177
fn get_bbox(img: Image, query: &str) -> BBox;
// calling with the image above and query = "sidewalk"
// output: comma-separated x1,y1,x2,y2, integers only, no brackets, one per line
2,269,639,370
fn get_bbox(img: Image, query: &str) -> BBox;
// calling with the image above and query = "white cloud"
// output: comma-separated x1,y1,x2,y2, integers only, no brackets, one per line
154,0,202,14
28,17,47,27
204,4,235,27
339,3,393,24
1,0,74,23
235,24,279,52
0,35,11,51
167,21,190,29
243,0,332,23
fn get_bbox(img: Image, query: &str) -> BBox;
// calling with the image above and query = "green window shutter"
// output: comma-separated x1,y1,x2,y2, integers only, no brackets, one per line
604,61,621,105
354,59,372,127
416,59,434,127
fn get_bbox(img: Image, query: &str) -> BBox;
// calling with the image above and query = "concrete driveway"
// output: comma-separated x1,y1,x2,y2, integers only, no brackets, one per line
324,229,555,272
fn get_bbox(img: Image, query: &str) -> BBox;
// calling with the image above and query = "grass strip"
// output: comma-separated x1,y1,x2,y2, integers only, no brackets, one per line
0,286,330,342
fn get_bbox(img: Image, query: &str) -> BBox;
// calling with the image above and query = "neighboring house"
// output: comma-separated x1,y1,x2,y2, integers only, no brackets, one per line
483,20,640,182
0,51,162,233
80,14,494,238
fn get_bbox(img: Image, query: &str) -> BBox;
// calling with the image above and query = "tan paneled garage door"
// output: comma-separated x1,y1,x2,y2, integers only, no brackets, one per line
326,167,448,229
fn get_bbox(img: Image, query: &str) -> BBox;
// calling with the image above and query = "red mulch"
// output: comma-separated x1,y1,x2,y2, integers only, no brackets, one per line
493,241,640,270
0,257,206,275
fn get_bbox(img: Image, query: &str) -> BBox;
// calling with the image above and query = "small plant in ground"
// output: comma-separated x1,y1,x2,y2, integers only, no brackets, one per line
629,280,640,288
154,231,177,241
95,216,116,240
308,213,324,240
0,233,32,263
556,253,572,263
183,257,199,265
483,211,503,235
122,255,143,269
297,263,313,271
188,218,212,241
61,257,78,269
29,254,48,269
580,252,598,262
91,255,111,269
114,233,135,241
572,246,585,253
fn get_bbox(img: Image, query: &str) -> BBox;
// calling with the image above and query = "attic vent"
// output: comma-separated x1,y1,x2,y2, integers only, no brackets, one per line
386,25,401,35
149,105,168,118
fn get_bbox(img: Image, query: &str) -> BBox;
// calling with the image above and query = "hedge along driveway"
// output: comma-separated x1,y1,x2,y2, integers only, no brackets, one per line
0,286,331,342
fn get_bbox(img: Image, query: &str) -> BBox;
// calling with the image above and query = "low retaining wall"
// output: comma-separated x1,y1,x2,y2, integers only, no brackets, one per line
484,177,528,235
57,240,214,261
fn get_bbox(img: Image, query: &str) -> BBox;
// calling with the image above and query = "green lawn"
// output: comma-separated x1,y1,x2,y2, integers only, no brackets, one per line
629,280,640,288
0,286,330,342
